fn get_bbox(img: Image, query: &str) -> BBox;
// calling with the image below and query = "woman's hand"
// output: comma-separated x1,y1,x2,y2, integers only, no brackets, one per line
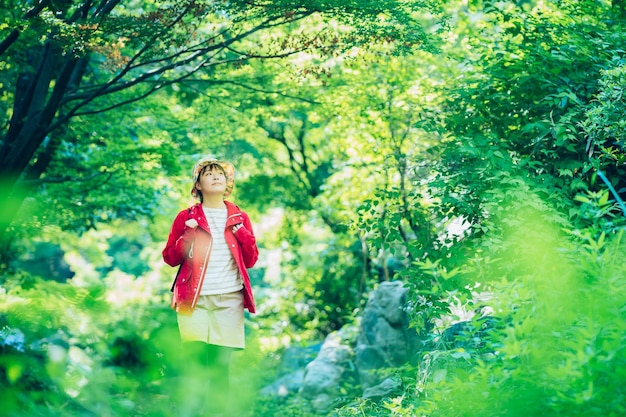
185,219,199,229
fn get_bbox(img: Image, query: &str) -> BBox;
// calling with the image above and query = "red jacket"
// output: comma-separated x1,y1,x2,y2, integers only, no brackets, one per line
162,201,258,315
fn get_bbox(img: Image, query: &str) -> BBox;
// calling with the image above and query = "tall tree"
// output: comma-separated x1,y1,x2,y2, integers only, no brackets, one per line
0,0,441,239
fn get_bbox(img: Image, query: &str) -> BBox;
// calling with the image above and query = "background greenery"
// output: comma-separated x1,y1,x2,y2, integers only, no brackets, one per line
1,0,625,416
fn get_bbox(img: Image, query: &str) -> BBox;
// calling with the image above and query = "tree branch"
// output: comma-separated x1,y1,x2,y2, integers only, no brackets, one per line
190,79,321,104
48,14,303,128
0,29,20,57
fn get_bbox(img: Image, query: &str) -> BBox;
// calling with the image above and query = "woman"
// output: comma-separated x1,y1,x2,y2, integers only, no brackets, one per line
162,155,258,416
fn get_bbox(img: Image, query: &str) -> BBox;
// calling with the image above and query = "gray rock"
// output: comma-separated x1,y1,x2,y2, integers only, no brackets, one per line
279,343,322,375
299,328,356,411
258,281,422,410
259,369,305,397
356,281,420,388
310,393,333,413
362,377,402,400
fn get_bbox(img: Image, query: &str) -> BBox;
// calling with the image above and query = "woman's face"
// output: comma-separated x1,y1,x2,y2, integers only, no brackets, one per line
196,165,227,196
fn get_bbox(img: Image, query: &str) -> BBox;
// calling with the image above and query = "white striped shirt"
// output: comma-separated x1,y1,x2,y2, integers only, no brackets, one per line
200,207,242,295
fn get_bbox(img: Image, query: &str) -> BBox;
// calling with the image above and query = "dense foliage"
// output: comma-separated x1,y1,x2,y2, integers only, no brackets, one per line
1,0,625,416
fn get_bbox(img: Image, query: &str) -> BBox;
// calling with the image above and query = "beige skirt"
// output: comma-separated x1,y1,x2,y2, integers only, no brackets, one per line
177,291,245,349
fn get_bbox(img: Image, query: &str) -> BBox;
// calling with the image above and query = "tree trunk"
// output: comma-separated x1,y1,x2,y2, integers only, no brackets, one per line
0,36,86,239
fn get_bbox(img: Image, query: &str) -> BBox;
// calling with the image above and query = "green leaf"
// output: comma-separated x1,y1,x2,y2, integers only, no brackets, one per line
433,368,447,383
